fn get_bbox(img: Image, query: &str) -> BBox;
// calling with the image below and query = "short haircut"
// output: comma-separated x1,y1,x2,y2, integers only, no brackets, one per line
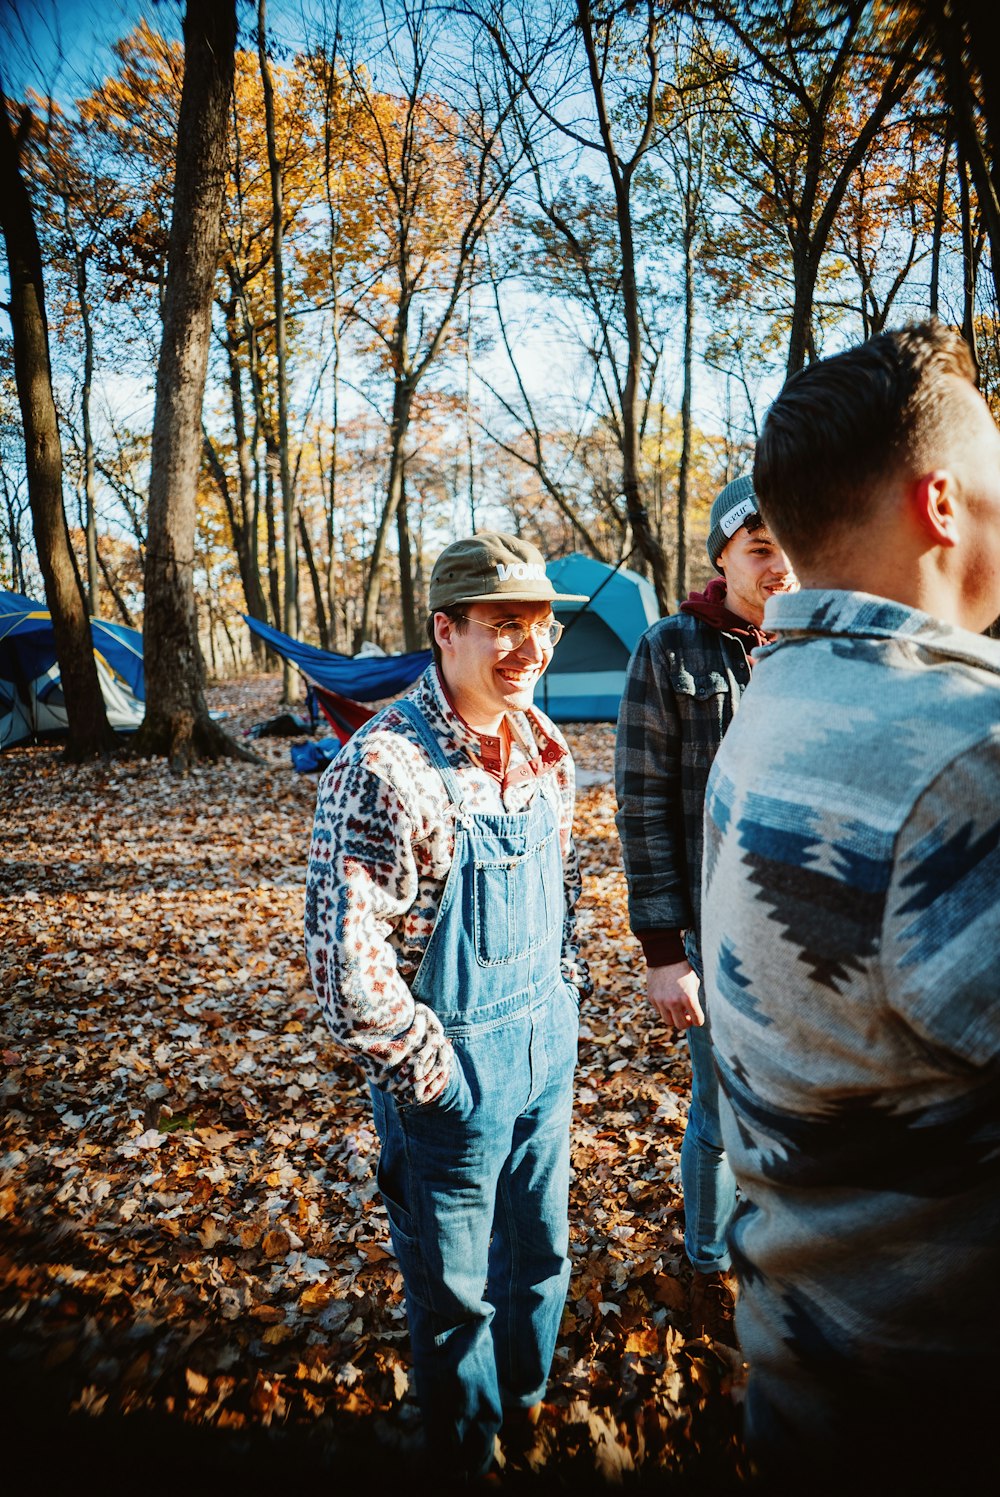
753,320,977,560
426,606,469,671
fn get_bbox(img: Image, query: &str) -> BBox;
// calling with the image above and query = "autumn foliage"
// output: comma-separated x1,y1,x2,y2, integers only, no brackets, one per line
8,0,994,664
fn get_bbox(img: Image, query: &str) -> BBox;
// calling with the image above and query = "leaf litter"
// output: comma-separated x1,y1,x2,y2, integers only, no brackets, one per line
0,674,747,1492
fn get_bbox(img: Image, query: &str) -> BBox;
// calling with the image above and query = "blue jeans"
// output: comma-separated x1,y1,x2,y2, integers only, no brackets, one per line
681,1007,736,1272
368,699,577,1476
369,983,577,1474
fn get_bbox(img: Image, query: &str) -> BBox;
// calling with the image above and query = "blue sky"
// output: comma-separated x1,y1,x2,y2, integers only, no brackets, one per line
0,0,325,105
0,0,180,102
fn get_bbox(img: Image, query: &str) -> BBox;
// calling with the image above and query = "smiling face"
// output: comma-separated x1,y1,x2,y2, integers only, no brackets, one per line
434,598,556,731
717,523,797,626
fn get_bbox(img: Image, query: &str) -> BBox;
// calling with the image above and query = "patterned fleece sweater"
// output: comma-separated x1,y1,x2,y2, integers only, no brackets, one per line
304,664,590,1106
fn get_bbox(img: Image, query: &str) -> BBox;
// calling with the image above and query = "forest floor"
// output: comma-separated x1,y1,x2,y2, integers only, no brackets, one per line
0,674,748,1494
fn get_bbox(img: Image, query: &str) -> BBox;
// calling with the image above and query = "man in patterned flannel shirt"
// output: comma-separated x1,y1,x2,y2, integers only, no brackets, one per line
615,475,795,1342
701,320,1000,1489
305,532,591,1479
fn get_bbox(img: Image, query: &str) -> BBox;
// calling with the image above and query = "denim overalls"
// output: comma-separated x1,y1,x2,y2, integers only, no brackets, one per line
368,699,579,1475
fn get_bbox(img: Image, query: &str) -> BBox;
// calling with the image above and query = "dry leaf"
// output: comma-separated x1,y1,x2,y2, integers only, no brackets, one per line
261,1229,292,1261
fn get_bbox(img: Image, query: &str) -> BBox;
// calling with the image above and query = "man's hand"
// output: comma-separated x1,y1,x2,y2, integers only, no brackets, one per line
646,960,705,1029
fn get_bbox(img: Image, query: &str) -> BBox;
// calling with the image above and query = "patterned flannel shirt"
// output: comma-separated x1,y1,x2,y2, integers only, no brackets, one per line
304,664,590,1106
614,611,754,974
702,590,1000,1457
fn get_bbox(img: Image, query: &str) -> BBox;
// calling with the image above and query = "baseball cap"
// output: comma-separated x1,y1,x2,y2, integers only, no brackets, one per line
428,532,588,613
706,475,763,571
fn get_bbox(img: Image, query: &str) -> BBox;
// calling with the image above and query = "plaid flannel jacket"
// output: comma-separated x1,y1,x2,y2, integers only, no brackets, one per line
614,612,753,973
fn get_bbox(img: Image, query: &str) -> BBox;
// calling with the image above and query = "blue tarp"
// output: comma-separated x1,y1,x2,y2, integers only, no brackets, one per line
290,737,342,773
243,614,430,700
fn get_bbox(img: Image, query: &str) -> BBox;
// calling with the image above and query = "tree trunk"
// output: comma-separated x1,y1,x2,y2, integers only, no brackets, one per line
677,210,695,609
131,0,253,770
359,375,412,645
223,306,268,660
318,37,345,655
397,474,419,652
615,174,671,612
258,0,297,703
326,327,342,651
0,95,116,758
930,0,1000,317
244,316,284,642
786,238,821,376
575,0,671,612
929,121,952,318
464,274,477,531
957,142,981,376
73,244,100,613
203,424,269,650
264,454,281,627
3,476,28,594
323,423,342,651
298,508,329,649
97,541,135,627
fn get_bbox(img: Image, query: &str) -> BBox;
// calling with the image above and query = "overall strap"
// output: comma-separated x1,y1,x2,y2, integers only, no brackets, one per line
395,698,464,808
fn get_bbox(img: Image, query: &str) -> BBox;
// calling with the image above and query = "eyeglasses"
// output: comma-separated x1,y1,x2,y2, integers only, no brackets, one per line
455,614,565,651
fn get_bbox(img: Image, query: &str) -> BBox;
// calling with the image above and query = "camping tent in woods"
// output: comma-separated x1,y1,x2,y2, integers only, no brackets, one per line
244,550,658,754
540,553,659,721
0,590,145,749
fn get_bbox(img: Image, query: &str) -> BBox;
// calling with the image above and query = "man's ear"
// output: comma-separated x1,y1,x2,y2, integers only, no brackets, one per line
433,611,454,651
911,470,960,548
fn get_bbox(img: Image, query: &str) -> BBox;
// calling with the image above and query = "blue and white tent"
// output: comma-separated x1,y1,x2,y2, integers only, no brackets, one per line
0,590,145,748
539,553,659,722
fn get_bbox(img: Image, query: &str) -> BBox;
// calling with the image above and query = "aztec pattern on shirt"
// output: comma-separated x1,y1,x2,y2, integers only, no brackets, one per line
305,665,589,1105
702,589,1000,1445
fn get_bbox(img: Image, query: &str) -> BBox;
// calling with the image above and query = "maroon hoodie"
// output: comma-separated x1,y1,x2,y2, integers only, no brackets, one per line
679,575,771,651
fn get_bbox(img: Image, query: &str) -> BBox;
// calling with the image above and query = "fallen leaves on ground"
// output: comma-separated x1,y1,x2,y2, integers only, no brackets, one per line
0,675,747,1491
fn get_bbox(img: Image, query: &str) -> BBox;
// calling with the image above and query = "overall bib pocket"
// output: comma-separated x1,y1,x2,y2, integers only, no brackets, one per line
472,830,555,966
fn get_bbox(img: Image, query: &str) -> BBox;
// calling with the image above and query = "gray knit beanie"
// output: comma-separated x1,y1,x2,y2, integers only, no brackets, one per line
706,474,761,571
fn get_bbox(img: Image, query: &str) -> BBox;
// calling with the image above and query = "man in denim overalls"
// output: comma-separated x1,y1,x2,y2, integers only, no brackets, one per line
305,533,591,1477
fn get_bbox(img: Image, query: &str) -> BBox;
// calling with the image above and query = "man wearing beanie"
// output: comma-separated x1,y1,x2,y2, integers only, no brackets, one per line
614,476,795,1341
305,532,591,1479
